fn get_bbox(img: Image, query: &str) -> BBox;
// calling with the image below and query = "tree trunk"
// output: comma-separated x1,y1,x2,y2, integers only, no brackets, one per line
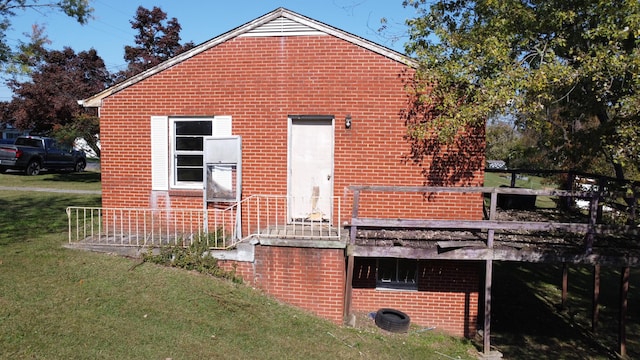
596,110,625,181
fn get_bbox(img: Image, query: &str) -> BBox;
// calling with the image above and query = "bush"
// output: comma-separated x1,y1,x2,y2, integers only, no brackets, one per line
143,232,242,284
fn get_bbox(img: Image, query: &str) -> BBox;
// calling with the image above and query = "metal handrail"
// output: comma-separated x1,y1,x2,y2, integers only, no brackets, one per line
67,195,343,249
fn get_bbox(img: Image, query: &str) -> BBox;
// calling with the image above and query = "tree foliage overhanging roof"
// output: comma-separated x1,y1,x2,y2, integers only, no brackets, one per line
404,0,640,180
0,0,93,67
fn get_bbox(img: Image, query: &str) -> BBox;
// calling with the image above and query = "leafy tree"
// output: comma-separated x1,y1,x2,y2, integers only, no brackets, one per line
3,23,51,78
0,0,93,70
485,119,556,170
403,0,640,181
118,6,195,80
485,120,520,163
3,44,110,156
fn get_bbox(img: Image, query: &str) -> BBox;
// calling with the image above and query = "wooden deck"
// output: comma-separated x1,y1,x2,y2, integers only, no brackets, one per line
343,183,640,358
345,185,640,266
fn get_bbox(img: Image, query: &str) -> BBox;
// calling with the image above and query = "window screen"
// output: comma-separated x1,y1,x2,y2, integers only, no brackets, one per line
173,120,213,185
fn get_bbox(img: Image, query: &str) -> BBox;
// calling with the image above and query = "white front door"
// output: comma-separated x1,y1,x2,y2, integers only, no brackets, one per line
289,117,334,222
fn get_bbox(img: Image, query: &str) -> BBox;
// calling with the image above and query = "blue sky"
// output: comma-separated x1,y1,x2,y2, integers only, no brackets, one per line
1,0,418,100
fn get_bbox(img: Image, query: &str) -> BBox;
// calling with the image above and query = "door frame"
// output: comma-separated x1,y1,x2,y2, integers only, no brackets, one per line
287,115,335,224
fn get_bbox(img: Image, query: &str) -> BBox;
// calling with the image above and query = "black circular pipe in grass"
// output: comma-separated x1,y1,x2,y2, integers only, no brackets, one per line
374,308,411,333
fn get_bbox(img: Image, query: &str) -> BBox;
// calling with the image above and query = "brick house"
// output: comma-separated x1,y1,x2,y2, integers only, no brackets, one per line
79,8,485,337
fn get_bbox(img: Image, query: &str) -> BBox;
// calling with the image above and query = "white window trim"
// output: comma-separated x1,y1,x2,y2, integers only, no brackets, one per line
170,117,208,190
151,116,231,191
170,116,232,190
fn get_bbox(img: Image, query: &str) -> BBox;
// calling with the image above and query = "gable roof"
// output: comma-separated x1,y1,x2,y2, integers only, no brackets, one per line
79,7,416,108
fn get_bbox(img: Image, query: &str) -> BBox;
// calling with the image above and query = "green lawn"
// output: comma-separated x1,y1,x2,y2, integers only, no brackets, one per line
484,171,559,208
0,170,636,359
1,233,479,359
0,169,101,191
491,262,639,359
0,173,477,360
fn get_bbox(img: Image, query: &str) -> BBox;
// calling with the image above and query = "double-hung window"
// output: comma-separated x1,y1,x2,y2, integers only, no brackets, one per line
173,119,212,187
150,116,231,191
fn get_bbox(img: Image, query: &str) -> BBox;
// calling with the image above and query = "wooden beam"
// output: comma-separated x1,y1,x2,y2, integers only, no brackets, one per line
436,241,487,249
350,245,640,266
353,221,640,237
343,252,354,320
351,218,591,233
483,259,493,355
483,191,496,355
586,191,600,253
619,266,629,357
343,189,360,323
352,245,491,259
592,264,600,332
347,184,584,197
561,263,568,310
487,191,497,248
358,229,483,241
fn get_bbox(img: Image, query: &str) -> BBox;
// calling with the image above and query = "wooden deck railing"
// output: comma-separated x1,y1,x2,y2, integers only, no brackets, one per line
347,185,638,253
344,182,640,357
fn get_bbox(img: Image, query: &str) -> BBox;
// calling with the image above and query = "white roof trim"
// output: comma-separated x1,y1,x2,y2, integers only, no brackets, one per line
240,16,326,37
79,7,416,108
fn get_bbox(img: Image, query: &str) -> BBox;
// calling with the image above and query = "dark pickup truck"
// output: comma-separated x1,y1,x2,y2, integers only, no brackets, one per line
0,136,86,175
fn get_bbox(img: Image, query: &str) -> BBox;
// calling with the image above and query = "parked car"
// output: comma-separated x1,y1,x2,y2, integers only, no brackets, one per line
0,136,86,175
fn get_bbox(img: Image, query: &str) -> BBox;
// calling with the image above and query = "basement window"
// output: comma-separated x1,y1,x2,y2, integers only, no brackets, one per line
376,258,418,290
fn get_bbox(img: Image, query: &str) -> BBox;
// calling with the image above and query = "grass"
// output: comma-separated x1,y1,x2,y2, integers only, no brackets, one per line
491,262,639,359
2,234,479,359
482,171,640,358
0,171,477,359
1,169,637,359
0,191,102,245
484,171,559,208
484,171,556,189
0,169,101,191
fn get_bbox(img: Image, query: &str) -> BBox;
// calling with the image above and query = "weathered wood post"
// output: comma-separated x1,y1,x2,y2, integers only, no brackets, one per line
619,266,629,357
565,171,575,209
483,189,498,356
343,188,360,322
592,264,600,332
585,187,600,254
561,263,568,310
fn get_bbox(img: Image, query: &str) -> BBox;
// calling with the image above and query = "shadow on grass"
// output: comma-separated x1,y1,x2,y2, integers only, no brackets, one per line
0,193,101,246
489,262,635,359
1,170,101,183
44,171,101,183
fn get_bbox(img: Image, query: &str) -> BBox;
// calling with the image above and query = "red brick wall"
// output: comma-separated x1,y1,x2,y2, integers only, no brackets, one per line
97,34,484,219
217,247,346,323
351,259,481,337
252,245,346,323
217,250,480,337
217,260,254,283
97,33,485,337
